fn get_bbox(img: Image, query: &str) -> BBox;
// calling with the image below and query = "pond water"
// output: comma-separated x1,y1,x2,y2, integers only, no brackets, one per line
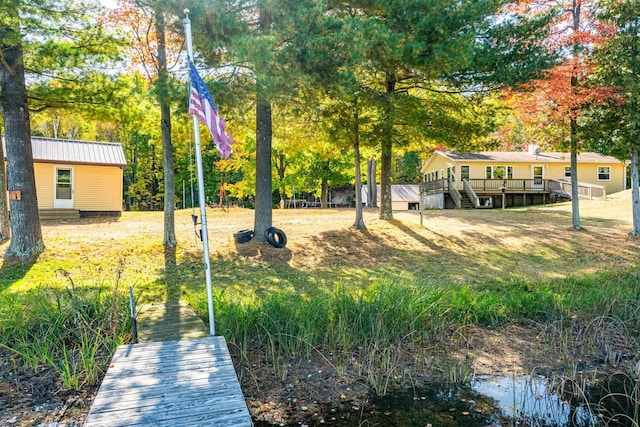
257,373,638,426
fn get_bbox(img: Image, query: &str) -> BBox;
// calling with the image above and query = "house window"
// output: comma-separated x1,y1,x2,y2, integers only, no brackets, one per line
460,165,470,181
485,165,514,179
564,166,571,178
598,166,610,181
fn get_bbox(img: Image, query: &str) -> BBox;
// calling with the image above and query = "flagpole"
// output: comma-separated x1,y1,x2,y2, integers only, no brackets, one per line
184,10,215,336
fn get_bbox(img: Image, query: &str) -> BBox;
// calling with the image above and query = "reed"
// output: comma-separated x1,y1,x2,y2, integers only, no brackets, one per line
0,270,130,390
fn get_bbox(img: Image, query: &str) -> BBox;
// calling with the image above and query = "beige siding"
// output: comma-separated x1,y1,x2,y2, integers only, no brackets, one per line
34,163,55,209
422,154,454,179
422,153,626,195
392,201,408,211
536,163,626,194
33,162,123,211
75,165,123,211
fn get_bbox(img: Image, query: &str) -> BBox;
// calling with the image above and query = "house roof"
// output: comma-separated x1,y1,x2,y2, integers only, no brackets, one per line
437,150,623,164
2,136,127,167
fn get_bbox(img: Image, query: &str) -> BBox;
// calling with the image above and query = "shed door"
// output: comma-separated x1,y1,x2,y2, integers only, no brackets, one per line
54,167,74,209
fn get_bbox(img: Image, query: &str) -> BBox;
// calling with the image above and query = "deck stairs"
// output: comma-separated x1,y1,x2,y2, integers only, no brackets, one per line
39,209,81,220
459,192,475,209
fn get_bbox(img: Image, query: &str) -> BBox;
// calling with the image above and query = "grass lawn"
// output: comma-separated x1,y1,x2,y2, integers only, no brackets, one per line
1,192,639,425
2,191,638,300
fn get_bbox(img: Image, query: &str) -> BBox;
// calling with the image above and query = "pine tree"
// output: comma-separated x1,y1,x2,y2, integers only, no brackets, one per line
1,0,122,261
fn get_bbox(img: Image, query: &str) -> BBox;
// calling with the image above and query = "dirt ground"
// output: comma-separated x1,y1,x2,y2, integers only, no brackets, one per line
1,200,639,426
2,323,634,426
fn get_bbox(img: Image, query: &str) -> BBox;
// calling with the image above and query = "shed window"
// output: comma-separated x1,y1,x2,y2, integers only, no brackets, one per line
564,166,571,178
598,166,610,181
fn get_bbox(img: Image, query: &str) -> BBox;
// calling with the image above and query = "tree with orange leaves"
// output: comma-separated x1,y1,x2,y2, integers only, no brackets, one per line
108,0,183,258
505,0,620,230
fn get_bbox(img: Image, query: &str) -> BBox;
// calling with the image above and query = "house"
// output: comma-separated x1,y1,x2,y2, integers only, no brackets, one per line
361,184,420,210
3,136,127,217
420,146,627,209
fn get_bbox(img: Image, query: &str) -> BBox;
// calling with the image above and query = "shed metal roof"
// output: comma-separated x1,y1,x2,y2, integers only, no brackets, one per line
361,184,420,202
2,136,127,167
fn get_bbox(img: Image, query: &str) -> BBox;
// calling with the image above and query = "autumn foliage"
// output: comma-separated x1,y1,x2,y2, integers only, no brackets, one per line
497,0,623,149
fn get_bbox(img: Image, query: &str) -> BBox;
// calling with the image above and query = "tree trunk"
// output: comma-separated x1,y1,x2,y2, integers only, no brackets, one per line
570,117,581,230
254,97,273,243
0,125,10,241
379,71,395,220
367,158,377,208
156,10,176,250
0,38,44,261
253,5,273,243
569,0,581,231
632,146,640,236
353,103,365,230
321,177,328,208
275,152,286,206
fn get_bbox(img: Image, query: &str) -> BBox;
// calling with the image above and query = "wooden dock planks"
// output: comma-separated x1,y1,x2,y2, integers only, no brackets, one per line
85,336,253,426
135,301,210,343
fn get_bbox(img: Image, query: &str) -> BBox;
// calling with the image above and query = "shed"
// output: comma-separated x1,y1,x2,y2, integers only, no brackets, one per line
361,184,420,210
3,136,127,216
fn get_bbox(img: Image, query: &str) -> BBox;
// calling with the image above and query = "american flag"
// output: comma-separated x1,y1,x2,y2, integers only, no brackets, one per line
188,61,232,159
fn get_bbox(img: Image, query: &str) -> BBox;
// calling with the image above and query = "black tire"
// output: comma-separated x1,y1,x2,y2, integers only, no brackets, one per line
265,227,287,248
233,229,253,244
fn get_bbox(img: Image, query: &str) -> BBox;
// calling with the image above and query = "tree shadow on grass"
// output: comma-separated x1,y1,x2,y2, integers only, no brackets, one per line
233,240,292,264
0,257,37,293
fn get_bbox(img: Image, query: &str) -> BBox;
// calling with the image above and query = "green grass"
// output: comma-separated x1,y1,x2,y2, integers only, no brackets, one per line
1,197,639,395
0,264,131,390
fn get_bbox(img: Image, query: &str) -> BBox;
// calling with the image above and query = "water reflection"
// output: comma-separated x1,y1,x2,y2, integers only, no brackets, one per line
472,374,599,426
254,373,637,426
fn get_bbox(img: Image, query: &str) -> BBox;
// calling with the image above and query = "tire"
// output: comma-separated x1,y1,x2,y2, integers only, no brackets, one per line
233,229,253,244
265,227,287,248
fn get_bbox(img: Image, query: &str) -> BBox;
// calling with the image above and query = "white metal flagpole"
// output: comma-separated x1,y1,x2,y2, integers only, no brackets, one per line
183,10,215,336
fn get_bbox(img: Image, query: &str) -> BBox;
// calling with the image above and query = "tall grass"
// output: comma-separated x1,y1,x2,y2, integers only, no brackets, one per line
0,269,131,390
186,267,640,395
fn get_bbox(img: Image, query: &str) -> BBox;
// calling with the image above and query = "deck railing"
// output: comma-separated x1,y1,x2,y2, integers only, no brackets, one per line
549,179,606,200
449,179,462,208
420,178,448,193
467,179,550,192
463,179,480,207
422,177,606,201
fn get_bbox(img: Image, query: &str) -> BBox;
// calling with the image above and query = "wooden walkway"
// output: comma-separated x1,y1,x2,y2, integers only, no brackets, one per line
85,302,253,427
136,301,210,343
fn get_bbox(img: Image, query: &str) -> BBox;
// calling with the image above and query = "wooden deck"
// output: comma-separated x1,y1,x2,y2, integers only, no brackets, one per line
85,302,253,426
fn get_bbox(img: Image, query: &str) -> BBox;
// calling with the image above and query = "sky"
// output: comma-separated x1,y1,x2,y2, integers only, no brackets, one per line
99,0,117,9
